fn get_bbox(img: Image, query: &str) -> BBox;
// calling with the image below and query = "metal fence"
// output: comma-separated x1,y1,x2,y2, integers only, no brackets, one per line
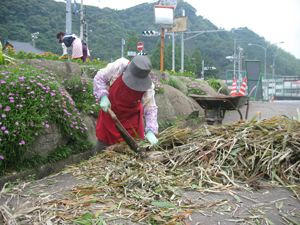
220,70,300,99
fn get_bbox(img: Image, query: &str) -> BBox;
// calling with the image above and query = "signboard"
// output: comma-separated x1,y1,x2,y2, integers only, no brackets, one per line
127,51,136,56
245,60,262,99
167,16,187,33
137,42,143,51
204,67,216,70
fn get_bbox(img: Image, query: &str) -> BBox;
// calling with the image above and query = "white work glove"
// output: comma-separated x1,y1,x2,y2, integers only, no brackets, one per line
100,95,111,113
145,130,158,146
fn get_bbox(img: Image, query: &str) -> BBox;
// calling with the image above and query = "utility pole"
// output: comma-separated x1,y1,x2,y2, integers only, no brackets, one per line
66,0,72,34
233,36,236,80
272,55,277,76
121,39,125,57
160,27,165,71
66,0,72,60
180,9,185,72
172,32,175,71
201,60,204,79
272,55,277,96
80,0,84,39
237,46,243,90
85,21,88,44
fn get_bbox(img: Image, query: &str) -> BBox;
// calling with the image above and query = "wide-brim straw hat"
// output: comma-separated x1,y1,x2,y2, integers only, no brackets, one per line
122,55,152,92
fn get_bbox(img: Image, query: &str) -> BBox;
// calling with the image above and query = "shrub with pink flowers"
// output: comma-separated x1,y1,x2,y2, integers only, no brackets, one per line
185,80,210,96
150,71,165,94
0,63,90,174
62,75,101,117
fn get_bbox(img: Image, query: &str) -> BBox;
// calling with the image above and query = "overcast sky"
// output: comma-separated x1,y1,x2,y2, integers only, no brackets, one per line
55,0,300,59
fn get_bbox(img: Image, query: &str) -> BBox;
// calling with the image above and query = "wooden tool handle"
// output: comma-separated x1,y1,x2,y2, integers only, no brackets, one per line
107,108,117,121
105,108,147,154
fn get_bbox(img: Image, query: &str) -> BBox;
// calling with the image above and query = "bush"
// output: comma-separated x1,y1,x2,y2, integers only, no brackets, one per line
0,63,89,174
168,76,183,90
62,75,101,118
150,71,165,94
207,77,222,92
185,80,210,96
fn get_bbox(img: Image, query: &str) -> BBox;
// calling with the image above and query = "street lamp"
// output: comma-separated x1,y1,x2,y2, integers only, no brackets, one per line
248,41,284,99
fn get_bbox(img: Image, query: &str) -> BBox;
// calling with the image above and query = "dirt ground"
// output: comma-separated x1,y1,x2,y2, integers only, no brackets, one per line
0,101,299,225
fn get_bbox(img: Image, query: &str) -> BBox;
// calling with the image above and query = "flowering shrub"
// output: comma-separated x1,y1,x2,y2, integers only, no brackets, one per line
185,80,210,96
41,51,60,61
62,75,101,117
3,46,107,70
150,71,165,94
0,63,89,173
0,43,16,65
168,69,197,78
152,69,196,78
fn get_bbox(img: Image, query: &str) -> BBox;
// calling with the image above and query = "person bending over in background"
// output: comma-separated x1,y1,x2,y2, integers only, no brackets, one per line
93,55,159,154
56,31,90,62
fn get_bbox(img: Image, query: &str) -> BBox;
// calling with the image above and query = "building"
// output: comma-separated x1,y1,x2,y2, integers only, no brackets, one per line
3,40,46,55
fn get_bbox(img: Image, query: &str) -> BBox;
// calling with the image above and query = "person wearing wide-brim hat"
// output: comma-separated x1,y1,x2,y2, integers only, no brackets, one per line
56,31,90,62
93,55,159,154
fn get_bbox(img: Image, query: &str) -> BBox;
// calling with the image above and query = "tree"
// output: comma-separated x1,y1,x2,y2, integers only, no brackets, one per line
164,42,173,71
202,53,219,79
1,0,299,75
124,31,139,60
176,43,195,74
149,39,161,70
191,46,202,78
175,44,181,72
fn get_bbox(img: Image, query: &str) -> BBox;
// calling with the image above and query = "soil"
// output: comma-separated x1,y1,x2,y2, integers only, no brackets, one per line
0,101,299,225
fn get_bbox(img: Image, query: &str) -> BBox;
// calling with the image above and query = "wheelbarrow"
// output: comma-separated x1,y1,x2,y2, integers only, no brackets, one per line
189,86,257,125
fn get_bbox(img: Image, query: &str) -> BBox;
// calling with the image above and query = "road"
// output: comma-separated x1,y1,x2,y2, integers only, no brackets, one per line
222,100,300,124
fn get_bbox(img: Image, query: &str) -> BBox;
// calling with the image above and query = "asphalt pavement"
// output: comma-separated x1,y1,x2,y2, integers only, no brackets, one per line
222,100,300,124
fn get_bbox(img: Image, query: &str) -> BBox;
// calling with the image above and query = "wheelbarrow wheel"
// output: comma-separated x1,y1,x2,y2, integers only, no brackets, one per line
207,108,222,125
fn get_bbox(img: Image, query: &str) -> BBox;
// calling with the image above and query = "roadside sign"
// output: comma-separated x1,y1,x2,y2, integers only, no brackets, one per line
204,67,216,70
137,42,144,51
127,51,136,56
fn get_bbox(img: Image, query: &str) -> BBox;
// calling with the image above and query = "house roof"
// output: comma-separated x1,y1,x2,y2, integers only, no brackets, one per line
5,40,46,55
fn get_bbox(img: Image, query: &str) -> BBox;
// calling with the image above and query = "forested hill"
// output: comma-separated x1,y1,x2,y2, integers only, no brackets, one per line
1,0,299,77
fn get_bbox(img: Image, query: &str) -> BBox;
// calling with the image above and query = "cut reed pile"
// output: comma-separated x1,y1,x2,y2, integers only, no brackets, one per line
1,115,299,224
157,114,300,185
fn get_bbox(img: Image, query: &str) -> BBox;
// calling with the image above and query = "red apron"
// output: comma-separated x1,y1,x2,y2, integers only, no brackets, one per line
96,73,146,145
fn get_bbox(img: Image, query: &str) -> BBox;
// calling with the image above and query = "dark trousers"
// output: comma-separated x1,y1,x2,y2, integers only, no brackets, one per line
81,44,88,62
94,139,109,155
